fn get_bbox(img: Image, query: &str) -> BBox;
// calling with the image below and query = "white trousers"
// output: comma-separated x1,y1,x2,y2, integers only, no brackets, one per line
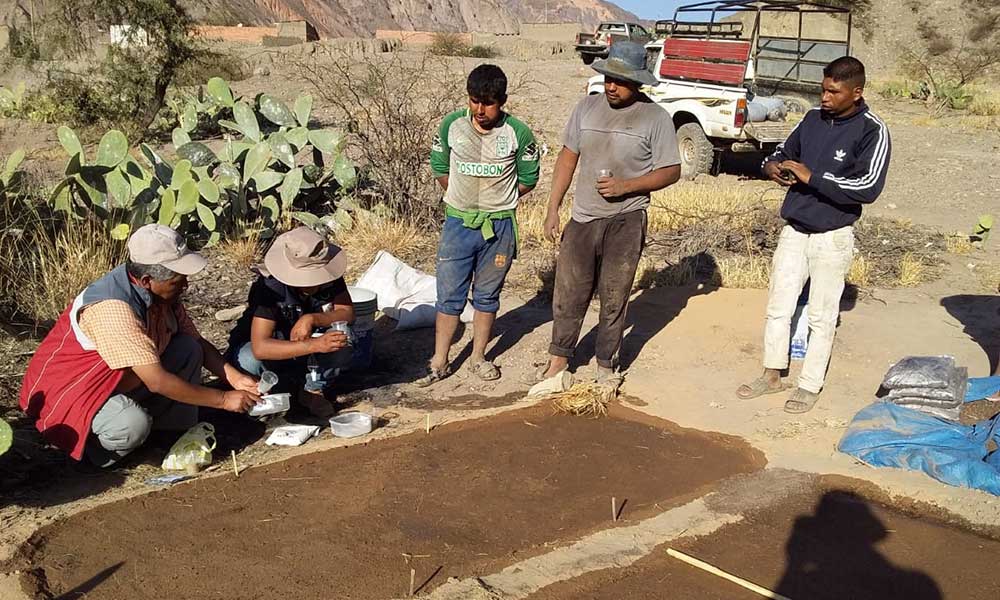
763,225,855,393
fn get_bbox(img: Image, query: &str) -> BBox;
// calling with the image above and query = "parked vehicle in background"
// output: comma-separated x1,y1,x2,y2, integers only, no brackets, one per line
575,22,653,65
587,0,854,178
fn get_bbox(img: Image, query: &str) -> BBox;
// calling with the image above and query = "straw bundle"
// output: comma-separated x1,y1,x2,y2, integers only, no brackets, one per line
551,383,618,417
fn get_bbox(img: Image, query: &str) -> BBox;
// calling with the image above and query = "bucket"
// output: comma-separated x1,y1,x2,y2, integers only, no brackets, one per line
348,286,377,370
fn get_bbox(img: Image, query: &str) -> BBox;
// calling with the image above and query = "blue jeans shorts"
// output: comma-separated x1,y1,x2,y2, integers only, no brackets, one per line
435,215,516,316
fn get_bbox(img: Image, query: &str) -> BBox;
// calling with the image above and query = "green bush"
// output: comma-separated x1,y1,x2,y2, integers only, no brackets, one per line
429,32,470,57
466,45,498,59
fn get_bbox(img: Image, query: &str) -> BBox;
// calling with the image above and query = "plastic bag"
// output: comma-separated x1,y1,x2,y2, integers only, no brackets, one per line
265,425,321,447
882,356,955,390
887,367,968,407
161,422,217,472
355,250,473,330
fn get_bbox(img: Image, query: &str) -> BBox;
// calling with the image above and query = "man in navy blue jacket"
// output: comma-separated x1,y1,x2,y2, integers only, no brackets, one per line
737,56,891,413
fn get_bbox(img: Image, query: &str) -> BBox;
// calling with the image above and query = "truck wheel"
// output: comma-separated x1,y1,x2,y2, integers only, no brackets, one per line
582,54,595,65
676,123,714,179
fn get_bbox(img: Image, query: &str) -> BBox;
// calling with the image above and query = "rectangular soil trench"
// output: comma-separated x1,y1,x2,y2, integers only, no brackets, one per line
17,405,763,600
527,474,1000,600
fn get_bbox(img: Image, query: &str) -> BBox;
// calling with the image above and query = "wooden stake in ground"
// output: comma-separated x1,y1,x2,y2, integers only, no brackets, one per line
231,450,240,478
666,548,793,600
409,568,416,596
425,414,430,434
611,496,617,522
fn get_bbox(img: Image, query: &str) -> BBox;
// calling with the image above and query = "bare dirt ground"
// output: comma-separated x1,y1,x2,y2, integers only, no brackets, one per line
526,474,1000,600
1,44,1000,599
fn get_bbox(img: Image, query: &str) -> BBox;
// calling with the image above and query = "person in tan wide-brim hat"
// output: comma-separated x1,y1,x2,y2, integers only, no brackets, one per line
226,227,356,419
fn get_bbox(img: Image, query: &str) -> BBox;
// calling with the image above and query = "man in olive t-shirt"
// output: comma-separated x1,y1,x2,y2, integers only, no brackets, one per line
538,42,681,389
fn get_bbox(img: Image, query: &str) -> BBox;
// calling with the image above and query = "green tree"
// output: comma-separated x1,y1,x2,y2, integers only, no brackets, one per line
47,0,200,137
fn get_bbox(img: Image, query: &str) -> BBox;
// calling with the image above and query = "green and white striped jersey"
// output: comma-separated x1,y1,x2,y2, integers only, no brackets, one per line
430,109,540,213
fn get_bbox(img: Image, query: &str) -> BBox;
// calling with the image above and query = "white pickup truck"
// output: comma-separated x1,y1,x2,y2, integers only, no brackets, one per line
585,2,853,178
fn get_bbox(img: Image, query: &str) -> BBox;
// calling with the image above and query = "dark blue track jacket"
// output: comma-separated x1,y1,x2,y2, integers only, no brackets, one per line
764,101,891,233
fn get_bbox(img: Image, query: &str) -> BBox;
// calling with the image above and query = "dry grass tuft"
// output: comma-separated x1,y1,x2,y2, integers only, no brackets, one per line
911,115,941,128
519,198,570,249
335,210,435,278
896,252,928,287
17,220,128,322
551,383,616,417
714,255,771,289
945,234,976,255
648,182,778,233
968,92,1000,116
847,254,872,287
215,221,265,271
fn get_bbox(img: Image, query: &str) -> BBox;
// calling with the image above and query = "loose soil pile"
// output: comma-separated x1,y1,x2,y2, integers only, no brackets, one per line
527,475,1000,600
10,405,763,600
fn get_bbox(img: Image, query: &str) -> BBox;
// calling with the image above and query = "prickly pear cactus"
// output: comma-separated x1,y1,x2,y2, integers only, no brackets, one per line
0,417,12,457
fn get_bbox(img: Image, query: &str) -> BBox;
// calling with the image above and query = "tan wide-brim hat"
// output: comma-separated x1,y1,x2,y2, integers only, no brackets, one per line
263,226,349,288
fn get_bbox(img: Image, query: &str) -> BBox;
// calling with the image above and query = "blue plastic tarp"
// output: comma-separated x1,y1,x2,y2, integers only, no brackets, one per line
967,376,1000,402
838,377,1000,496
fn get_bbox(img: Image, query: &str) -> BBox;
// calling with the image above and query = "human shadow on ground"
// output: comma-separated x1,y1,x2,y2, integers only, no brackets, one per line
941,295,1000,375
572,252,719,371
52,562,125,600
773,491,941,600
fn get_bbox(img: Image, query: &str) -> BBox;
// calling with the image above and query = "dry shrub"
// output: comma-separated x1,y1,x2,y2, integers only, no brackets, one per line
429,32,470,57
15,220,127,322
297,48,465,224
897,252,928,287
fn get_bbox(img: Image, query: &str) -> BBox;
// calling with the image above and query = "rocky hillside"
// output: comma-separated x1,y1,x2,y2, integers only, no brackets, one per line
181,0,641,37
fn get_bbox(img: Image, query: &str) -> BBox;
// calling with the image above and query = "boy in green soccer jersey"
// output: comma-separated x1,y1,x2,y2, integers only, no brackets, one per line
416,64,541,386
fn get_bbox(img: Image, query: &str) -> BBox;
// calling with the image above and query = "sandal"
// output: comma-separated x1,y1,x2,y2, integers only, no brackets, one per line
414,363,451,388
736,376,790,400
469,360,501,382
596,370,624,390
784,388,820,414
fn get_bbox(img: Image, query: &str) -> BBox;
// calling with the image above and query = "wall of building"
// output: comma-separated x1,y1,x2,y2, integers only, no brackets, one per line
374,30,472,45
194,25,277,44
519,22,583,43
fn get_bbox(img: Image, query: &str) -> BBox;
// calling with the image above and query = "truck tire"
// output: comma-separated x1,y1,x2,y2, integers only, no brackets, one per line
676,123,714,179
582,54,596,65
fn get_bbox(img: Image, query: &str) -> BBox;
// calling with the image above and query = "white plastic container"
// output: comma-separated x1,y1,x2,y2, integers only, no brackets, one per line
329,411,373,438
248,393,291,417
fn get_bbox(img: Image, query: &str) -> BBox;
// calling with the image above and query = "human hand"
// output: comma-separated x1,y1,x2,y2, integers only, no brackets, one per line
779,161,812,185
544,210,561,243
596,176,628,199
289,314,315,342
221,390,259,413
763,161,792,186
226,368,259,395
308,331,349,354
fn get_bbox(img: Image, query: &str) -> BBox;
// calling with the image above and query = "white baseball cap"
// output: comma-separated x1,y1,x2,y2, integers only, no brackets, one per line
127,224,207,276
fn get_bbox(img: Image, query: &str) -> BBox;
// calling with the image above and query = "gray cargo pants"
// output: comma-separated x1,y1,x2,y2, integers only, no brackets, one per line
85,334,203,467
549,210,646,369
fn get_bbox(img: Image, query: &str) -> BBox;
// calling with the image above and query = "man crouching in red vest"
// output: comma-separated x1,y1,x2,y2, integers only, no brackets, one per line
19,224,260,467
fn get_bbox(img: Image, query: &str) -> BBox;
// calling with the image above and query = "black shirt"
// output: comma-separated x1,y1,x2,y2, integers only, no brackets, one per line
227,275,348,350
763,102,891,233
